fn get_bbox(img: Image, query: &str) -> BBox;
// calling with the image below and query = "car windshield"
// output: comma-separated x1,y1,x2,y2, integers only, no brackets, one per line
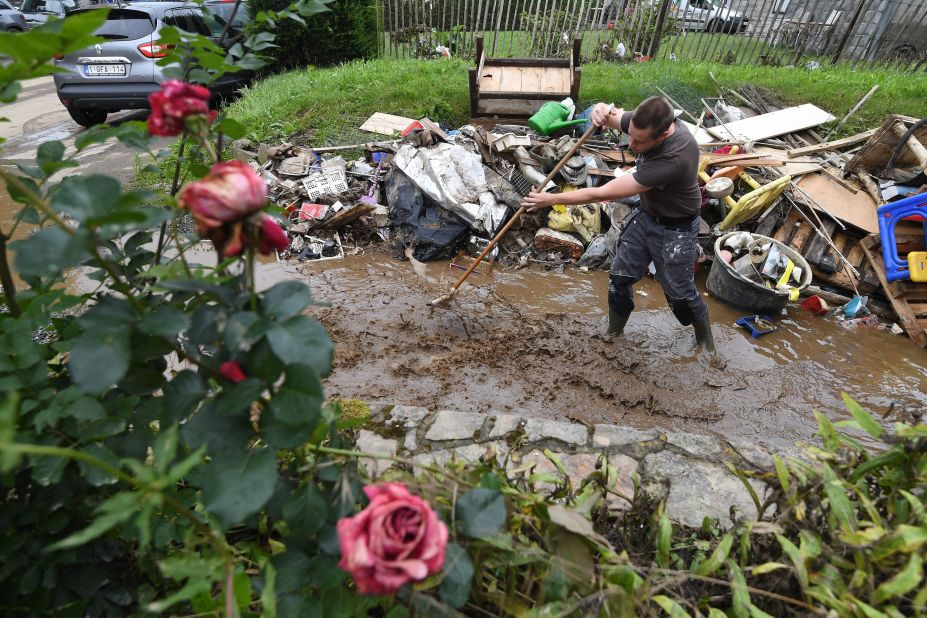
21,0,75,13
0,0,14,11
96,9,154,40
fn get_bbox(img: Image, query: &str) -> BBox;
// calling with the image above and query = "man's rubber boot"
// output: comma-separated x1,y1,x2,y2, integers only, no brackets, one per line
608,308,631,335
692,313,716,354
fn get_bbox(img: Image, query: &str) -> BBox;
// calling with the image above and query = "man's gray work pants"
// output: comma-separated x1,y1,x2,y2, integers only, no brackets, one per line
608,209,707,326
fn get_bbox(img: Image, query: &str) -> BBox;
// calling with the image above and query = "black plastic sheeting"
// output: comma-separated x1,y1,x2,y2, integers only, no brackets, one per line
385,167,470,262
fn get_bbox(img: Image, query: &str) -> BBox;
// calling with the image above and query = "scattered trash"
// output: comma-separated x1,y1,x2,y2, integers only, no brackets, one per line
801,295,829,315
534,228,584,260
736,315,778,338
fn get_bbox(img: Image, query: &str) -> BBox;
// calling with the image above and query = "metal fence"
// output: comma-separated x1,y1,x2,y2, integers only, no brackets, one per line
377,0,927,71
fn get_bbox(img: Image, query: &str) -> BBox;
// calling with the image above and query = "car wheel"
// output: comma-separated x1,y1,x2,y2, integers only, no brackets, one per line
6,27,23,32
67,108,107,128
706,19,723,33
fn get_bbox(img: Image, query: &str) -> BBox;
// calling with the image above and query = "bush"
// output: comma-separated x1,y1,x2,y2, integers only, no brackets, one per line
248,0,376,69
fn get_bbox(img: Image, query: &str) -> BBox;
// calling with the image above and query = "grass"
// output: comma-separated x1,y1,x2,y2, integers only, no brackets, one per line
227,57,927,146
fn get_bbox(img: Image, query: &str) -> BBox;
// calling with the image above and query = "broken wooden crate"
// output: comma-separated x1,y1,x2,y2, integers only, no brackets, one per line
469,36,581,119
860,232,927,348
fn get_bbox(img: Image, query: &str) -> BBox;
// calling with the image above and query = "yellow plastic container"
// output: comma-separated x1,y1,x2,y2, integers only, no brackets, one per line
908,251,927,282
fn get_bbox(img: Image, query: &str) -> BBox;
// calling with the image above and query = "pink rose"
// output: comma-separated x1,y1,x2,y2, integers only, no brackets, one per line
147,80,215,136
179,161,267,233
220,360,246,383
257,214,289,255
337,483,448,595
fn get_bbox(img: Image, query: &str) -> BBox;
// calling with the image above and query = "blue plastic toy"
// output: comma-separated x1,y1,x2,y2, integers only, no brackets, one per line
876,193,927,282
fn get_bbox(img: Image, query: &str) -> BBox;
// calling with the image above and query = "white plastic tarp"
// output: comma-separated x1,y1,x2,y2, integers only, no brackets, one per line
393,143,508,234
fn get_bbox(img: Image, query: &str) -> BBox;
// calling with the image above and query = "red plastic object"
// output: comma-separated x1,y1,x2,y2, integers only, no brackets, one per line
299,203,329,221
801,295,829,315
401,121,424,137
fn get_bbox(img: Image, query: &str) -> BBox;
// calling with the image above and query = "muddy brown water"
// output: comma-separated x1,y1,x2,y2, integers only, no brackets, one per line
258,250,926,450
3,187,925,449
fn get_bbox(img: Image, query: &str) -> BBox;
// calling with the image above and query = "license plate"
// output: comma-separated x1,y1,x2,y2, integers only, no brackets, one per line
84,64,126,76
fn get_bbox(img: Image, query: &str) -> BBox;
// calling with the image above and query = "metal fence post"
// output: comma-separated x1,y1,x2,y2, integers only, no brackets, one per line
831,0,870,64
648,0,673,57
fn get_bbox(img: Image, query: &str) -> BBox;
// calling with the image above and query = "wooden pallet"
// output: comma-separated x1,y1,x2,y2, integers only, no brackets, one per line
860,234,927,348
754,205,880,295
469,36,581,119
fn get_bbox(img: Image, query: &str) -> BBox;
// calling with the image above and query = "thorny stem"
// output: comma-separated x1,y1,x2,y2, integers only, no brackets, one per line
155,133,188,266
2,442,237,615
0,229,21,317
247,247,256,312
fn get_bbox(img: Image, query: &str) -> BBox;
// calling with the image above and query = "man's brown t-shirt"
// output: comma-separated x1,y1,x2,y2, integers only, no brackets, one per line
620,112,701,218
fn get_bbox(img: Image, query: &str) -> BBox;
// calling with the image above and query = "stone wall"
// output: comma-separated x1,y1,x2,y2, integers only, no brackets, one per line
349,403,805,531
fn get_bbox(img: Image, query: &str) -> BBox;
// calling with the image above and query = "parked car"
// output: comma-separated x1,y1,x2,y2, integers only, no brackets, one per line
671,0,748,33
0,0,27,31
53,2,251,127
18,0,76,28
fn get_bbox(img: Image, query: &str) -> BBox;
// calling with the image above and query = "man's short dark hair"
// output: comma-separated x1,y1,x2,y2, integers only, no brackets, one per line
631,96,675,138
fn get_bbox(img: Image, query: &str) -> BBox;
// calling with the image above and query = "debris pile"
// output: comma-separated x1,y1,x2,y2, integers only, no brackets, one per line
235,90,927,347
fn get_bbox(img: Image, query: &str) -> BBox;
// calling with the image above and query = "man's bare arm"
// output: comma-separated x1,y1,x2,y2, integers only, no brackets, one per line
522,174,649,209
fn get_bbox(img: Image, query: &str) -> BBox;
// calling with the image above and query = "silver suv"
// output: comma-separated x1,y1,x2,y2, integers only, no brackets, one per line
0,0,28,32
53,2,250,127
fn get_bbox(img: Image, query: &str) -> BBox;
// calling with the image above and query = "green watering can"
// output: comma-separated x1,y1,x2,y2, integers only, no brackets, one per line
528,101,586,136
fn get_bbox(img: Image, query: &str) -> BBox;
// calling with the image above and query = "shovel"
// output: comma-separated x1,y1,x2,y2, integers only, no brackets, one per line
428,105,613,307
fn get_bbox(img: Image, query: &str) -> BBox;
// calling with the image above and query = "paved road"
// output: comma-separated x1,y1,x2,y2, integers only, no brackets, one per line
1,76,153,184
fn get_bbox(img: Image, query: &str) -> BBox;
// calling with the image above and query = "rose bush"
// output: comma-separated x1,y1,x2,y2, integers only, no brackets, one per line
337,483,448,595
147,79,216,136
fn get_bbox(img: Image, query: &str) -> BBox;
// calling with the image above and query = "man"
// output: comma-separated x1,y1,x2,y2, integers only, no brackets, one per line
523,96,716,355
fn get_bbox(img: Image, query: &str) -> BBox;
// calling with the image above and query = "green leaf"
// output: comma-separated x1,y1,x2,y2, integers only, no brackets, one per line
163,370,207,423
456,488,505,540
48,491,140,550
656,511,672,568
652,595,691,618
266,316,333,376
0,392,20,471
707,609,728,618
695,534,734,577
281,483,327,538
51,175,122,222
12,225,90,277
181,402,252,456
68,329,131,395
30,452,67,485
841,393,884,439
439,543,474,609
773,455,790,495
750,562,787,575
873,553,922,604
775,534,808,588
262,280,312,319
202,448,278,529
139,306,190,338
260,562,277,618
814,410,839,451
748,604,775,618
547,504,611,547
77,443,120,486
873,525,927,561
824,479,856,531
728,560,750,618
216,117,246,139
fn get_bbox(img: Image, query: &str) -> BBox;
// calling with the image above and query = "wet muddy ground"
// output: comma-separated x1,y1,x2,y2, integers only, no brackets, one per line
255,249,926,450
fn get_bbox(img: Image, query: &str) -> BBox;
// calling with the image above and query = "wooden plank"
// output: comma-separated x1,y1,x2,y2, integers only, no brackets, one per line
681,120,713,145
499,66,523,93
805,219,837,266
482,57,571,67
359,112,416,135
789,220,815,253
860,236,927,347
908,303,927,316
705,104,836,142
754,146,823,177
786,129,877,157
795,172,879,234
521,66,542,93
477,98,545,117
479,66,502,92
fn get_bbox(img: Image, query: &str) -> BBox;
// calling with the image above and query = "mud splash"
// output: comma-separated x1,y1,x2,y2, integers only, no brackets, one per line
257,250,927,450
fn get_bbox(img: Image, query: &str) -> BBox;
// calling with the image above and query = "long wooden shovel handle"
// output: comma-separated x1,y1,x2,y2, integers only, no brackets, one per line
447,112,608,293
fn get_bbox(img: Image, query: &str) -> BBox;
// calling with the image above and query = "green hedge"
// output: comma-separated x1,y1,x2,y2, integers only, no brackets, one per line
248,0,377,69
